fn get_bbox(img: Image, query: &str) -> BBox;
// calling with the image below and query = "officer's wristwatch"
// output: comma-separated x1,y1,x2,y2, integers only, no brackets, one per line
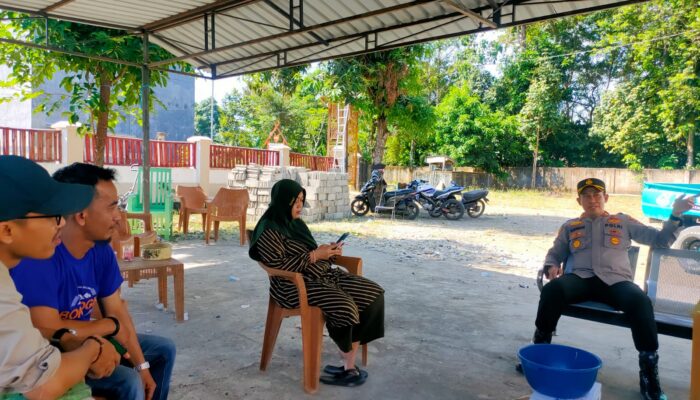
669,214,682,223
135,361,150,372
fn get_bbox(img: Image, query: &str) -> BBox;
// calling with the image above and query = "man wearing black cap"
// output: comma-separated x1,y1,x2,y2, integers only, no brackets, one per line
525,177,696,400
11,162,176,400
0,155,120,398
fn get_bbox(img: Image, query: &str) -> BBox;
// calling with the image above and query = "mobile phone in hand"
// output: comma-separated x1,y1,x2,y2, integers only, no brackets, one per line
336,232,350,244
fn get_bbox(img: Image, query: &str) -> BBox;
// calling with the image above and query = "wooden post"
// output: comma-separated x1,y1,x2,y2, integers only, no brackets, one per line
691,301,700,399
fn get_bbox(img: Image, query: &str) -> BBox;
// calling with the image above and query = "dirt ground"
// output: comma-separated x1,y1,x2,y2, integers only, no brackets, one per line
121,192,692,399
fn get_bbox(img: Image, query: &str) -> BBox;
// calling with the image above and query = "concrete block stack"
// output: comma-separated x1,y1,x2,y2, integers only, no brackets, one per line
227,165,248,188
298,171,351,222
229,164,350,223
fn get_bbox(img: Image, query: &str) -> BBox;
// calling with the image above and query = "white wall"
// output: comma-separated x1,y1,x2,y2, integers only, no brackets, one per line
209,169,230,194
37,162,63,176
111,166,201,194
31,126,292,198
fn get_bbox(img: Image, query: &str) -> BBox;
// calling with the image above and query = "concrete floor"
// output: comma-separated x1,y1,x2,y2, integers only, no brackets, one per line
121,230,692,400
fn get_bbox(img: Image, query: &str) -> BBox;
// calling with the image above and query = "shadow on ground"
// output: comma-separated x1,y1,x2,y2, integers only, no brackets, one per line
121,232,691,400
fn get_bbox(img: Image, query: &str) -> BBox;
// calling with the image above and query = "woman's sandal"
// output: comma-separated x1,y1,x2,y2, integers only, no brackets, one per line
319,367,368,387
323,365,345,376
323,365,368,376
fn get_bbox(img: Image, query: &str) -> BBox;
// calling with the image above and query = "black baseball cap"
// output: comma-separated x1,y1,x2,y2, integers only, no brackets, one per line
577,178,606,194
0,155,95,222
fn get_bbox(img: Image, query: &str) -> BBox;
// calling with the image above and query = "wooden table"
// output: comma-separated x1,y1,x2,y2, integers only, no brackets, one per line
118,257,186,322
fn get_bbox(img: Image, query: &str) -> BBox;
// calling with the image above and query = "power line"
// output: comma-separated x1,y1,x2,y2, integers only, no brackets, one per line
535,28,700,61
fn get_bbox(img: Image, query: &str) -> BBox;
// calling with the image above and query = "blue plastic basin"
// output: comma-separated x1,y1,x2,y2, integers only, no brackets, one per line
518,344,602,399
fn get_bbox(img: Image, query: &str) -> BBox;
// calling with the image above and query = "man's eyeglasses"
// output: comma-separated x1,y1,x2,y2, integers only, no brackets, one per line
16,215,63,225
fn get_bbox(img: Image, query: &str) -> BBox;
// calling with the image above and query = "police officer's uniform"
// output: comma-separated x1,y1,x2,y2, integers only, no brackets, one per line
530,178,679,400
537,206,680,352
545,212,679,285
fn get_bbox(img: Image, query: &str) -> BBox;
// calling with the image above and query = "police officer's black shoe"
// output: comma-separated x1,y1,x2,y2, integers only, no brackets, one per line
516,329,553,374
639,351,667,400
532,329,552,344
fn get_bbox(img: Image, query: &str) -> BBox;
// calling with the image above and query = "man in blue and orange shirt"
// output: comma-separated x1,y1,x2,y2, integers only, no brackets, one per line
11,163,176,400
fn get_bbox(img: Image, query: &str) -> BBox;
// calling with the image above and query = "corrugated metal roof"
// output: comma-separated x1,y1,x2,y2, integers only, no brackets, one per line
0,0,648,78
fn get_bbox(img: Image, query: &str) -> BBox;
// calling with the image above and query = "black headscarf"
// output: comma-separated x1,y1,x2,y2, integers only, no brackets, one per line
249,179,318,260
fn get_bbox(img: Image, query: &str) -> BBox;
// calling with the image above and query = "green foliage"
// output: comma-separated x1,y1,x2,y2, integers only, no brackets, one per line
209,69,327,154
321,46,428,163
0,13,184,137
433,85,529,175
590,0,700,169
518,58,564,147
591,82,682,171
187,0,700,174
194,98,220,137
384,94,436,166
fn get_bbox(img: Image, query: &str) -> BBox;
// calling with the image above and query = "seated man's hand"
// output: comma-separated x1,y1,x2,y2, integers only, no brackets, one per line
87,337,121,379
544,265,562,280
140,369,157,400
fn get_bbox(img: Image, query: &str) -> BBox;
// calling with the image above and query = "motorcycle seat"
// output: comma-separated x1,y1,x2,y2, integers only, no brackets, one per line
432,189,453,198
462,189,489,202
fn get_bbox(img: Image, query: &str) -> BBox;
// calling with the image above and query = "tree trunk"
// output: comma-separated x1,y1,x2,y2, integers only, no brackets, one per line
687,130,694,169
410,139,415,167
530,125,540,189
372,113,389,164
519,26,527,50
94,71,112,167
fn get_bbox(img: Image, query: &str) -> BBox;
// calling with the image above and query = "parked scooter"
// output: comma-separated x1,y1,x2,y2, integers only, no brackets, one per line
408,179,465,220
351,172,419,219
461,189,489,218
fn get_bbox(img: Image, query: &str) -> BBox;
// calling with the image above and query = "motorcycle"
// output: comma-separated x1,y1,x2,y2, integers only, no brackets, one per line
461,189,489,218
408,179,465,220
351,174,419,220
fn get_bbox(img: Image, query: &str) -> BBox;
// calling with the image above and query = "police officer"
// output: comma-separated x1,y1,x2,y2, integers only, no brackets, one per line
531,178,696,400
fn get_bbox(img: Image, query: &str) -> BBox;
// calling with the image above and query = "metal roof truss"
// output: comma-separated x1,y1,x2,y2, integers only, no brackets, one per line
0,0,647,79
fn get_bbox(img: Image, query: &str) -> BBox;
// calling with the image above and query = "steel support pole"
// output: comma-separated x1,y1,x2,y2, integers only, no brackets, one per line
142,31,151,214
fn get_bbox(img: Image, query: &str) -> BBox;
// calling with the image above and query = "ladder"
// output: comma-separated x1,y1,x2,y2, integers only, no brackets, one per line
332,103,349,173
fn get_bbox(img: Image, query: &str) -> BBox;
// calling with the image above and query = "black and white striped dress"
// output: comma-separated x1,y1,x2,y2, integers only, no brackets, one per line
254,229,384,329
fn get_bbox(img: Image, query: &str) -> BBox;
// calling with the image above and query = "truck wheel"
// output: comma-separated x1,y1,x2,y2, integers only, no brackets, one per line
672,228,700,251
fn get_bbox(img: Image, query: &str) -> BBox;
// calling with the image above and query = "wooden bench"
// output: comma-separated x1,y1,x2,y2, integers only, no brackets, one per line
536,247,697,340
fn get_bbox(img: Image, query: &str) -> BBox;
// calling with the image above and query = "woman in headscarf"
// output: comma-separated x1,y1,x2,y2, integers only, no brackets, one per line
249,179,384,387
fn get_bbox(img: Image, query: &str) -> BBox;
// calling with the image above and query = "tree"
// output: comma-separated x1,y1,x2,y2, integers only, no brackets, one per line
595,0,700,168
215,68,327,154
420,39,461,106
0,13,185,166
384,94,435,166
433,84,529,175
217,90,257,147
591,82,682,171
322,46,427,163
518,58,564,187
194,98,220,138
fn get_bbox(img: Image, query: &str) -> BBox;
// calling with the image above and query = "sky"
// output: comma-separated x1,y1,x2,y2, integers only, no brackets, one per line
194,75,245,103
